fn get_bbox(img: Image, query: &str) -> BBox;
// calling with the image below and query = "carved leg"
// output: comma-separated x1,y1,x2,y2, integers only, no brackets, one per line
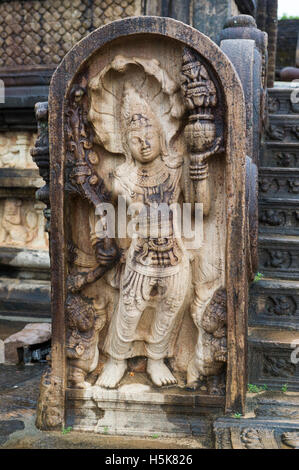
99,274,146,388
145,273,186,387
68,365,91,389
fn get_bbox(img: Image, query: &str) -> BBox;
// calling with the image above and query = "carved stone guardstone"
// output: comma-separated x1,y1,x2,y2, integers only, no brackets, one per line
34,17,256,438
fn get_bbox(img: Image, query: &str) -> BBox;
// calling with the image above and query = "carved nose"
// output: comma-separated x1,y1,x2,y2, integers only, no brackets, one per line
142,139,150,149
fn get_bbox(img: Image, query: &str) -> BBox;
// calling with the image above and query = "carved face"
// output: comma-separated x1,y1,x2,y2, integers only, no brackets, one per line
127,124,161,164
4,199,21,215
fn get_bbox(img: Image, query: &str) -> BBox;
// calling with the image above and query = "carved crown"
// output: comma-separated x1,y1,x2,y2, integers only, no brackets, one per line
121,82,160,133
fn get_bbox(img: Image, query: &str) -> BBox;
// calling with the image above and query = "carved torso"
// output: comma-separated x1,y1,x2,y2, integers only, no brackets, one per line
113,158,185,276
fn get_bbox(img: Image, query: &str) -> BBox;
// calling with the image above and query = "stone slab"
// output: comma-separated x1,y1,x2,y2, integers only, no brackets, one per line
214,416,299,449
66,383,224,444
4,323,51,364
249,279,299,330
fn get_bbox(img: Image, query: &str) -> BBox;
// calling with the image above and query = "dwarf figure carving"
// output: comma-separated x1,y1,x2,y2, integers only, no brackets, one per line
66,294,106,389
187,287,227,394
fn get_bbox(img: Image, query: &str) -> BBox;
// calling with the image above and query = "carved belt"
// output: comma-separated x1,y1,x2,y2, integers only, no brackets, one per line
134,238,182,267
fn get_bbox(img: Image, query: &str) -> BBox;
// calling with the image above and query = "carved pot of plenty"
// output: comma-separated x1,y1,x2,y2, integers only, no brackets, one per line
184,119,216,152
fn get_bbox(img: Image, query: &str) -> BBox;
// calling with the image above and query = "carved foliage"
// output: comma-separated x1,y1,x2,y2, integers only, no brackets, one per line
267,124,286,141
267,124,299,142
65,86,109,204
276,152,297,167
265,295,297,317
259,209,286,227
263,355,296,378
259,174,299,197
65,85,120,292
262,250,292,269
268,96,280,114
259,207,299,232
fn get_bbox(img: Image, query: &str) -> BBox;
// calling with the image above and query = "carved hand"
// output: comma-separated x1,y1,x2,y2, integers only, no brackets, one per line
214,349,227,363
94,238,120,266
67,273,89,293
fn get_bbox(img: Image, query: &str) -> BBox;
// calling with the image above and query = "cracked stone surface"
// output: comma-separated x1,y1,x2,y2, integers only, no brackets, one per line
0,362,200,449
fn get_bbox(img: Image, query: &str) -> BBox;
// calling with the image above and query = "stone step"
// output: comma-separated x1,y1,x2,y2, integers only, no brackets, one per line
268,87,299,116
214,416,299,449
248,327,299,392
0,246,50,281
259,198,299,236
249,279,299,330
0,277,50,320
259,167,299,200
267,115,299,144
261,142,299,168
253,391,299,420
258,234,299,280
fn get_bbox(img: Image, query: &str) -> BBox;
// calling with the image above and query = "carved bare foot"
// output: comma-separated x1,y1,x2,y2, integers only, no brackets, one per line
147,359,177,387
96,357,127,389
76,381,92,389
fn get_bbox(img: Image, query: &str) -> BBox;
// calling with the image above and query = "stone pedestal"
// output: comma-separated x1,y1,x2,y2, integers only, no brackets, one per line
67,382,224,445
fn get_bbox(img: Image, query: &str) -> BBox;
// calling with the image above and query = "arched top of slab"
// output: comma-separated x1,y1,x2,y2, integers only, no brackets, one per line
49,16,244,106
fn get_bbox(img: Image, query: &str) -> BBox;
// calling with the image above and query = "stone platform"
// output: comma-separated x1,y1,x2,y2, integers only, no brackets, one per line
66,374,225,446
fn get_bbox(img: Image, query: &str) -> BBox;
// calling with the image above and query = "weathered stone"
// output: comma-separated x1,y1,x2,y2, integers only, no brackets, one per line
4,323,51,364
248,327,299,392
277,20,299,71
32,14,264,434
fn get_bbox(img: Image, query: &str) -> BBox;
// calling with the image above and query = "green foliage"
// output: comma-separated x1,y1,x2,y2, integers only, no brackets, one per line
61,426,72,435
254,272,264,282
233,413,242,419
248,384,268,393
279,15,299,20
152,433,159,439
281,384,288,393
103,426,109,434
